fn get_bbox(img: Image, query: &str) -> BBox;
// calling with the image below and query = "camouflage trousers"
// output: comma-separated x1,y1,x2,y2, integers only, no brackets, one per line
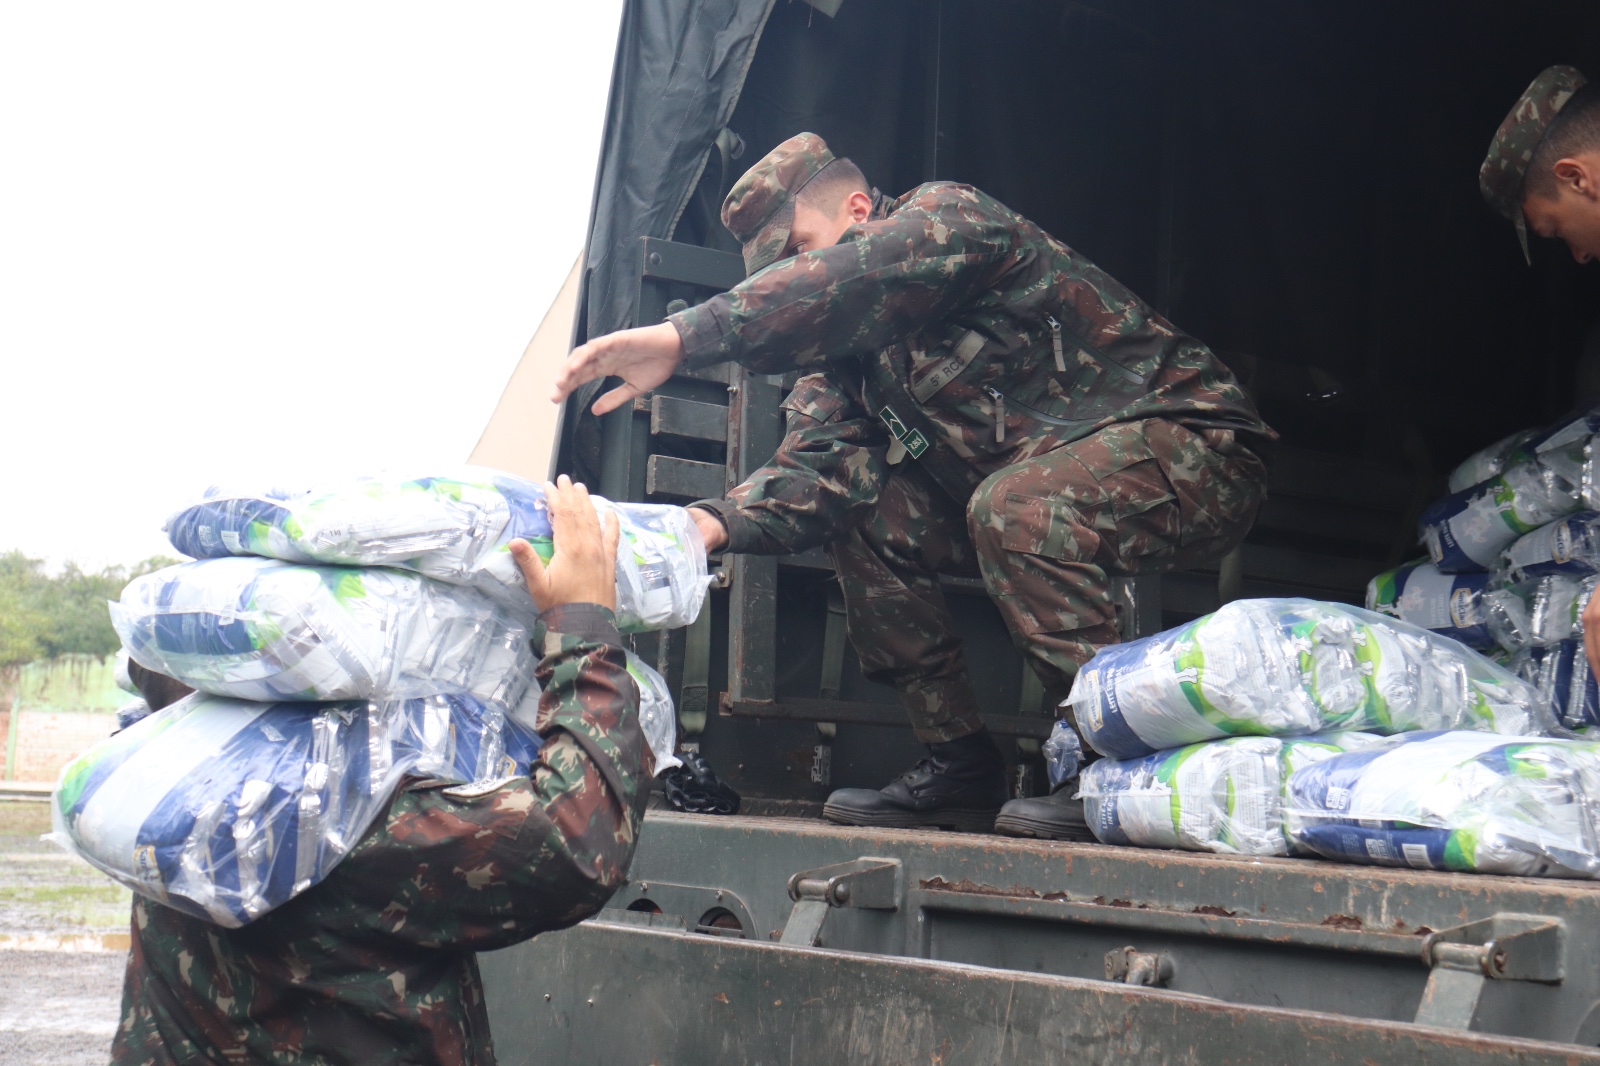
828,418,1268,743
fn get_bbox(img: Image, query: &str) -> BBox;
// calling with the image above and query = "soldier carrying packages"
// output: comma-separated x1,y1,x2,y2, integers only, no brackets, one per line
1066,598,1555,760
164,468,710,633
50,691,542,927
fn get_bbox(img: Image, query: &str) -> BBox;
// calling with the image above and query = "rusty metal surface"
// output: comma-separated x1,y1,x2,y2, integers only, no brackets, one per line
482,919,1600,1065
482,812,1600,1051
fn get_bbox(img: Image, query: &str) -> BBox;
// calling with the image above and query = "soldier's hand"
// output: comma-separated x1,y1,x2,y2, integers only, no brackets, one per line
509,476,621,612
552,322,684,416
1584,587,1600,687
689,506,728,552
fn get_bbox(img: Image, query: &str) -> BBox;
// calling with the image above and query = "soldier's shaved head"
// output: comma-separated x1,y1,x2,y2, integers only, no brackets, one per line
1524,83,1600,202
796,158,870,213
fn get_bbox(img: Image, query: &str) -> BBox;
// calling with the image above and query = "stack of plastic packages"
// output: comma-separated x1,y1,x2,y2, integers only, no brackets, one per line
1370,408,1600,730
1055,598,1564,869
52,467,704,926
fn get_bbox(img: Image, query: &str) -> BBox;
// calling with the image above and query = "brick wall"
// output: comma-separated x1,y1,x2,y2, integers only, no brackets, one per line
8,710,118,783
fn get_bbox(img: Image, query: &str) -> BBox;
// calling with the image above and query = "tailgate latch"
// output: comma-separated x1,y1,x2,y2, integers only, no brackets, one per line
779,857,902,947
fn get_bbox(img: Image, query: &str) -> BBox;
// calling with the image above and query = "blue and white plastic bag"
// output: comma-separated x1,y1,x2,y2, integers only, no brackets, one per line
1078,732,1384,856
1364,563,1494,649
112,558,535,711
164,468,710,633
1067,598,1555,760
51,692,542,926
1421,411,1599,573
1285,731,1600,879
1504,511,1600,582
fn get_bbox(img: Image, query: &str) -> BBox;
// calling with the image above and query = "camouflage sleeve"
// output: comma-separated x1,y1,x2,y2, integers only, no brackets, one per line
694,373,890,555
326,602,650,951
669,183,1022,372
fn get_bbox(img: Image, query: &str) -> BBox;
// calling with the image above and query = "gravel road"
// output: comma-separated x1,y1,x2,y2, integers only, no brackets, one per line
0,801,128,1065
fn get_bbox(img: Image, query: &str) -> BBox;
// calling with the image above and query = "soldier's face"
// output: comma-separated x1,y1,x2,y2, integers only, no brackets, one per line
785,191,874,258
1522,152,1600,264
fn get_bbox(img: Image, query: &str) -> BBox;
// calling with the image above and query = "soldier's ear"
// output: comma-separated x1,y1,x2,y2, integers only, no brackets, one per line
1553,157,1599,200
843,189,873,223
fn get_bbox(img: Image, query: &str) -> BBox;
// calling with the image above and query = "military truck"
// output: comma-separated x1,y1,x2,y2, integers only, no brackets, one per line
481,2,1600,1060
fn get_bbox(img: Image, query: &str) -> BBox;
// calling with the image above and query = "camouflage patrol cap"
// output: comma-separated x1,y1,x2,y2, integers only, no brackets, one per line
1480,65,1589,264
721,132,835,275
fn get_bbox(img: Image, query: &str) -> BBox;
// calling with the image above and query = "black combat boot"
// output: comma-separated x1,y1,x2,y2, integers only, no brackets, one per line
822,729,1009,832
993,782,1096,841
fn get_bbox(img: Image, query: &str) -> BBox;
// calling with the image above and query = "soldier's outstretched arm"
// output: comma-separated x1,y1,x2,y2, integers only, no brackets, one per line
669,185,1018,376
691,372,890,555
553,186,1020,415
323,477,653,950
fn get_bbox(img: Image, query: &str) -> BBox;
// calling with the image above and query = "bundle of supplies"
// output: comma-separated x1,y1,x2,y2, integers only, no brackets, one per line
1067,598,1552,761
1419,408,1598,573
1078,732,1384,857
51,692,542,927
1365,563,1493,650
1285,730,1600,879
164,468,710,633
111,557,535,709
55,464,693,925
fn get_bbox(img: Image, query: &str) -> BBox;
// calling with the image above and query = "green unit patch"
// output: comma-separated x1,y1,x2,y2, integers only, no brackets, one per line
878,406,930,459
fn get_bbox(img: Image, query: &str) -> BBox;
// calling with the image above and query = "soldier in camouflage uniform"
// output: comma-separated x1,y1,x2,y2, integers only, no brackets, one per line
111,477,651,1066
1478,65,1600,681
556,133,1273,836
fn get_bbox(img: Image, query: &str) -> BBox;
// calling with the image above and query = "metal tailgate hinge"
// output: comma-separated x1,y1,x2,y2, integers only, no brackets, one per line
1413,913,1565,1030
780,858,902,947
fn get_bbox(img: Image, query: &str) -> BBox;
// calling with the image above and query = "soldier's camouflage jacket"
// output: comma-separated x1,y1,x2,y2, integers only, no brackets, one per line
672,183,1275,554
111,603,649,1066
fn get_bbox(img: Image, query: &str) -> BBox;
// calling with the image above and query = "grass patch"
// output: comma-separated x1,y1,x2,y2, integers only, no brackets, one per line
0,883,128,906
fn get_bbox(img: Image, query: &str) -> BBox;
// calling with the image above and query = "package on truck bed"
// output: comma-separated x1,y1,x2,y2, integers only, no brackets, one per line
1421,409,1599,573
1285,730,1600,879
112,557,535,711
1364,562,1494,649
163,468,709,632
51,691,541,927
1067,598,1554,760
1447,428,1542,494
1078,732,1384,856
1503,510,1600,582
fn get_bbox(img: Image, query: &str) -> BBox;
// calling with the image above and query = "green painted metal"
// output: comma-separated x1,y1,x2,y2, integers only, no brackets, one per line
482,917,1600,1065
481,812,1600,1056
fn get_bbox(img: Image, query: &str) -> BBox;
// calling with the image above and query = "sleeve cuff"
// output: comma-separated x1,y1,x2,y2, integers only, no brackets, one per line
669,302,735,370
539,603,623,648
691,498,769,555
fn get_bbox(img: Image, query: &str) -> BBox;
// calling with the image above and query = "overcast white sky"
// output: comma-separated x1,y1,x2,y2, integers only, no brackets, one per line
0,2,622,571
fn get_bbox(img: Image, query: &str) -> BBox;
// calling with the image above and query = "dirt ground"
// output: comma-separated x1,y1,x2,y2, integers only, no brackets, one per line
0,801,128,1065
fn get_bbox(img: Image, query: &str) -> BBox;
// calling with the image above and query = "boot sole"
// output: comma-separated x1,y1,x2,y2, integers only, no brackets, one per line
992,810,1098,842
821,802,999,834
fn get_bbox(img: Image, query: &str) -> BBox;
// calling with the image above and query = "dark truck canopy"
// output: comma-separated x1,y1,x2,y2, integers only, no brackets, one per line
556,0,1600,805
567,0,1600,474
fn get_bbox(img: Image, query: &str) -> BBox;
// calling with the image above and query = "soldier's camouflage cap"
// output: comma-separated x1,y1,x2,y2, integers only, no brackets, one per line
1480,64,1589,264
721,132,835,275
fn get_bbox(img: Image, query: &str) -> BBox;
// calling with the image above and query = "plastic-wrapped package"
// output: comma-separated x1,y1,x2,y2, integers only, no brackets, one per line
625,653,683,774
1447,429,1541,494
115,698,153,732
1420,455,1584,573
1285,731,1600,879
111,558,534,710
1079,732,1384,856
163,468,709,633
1485,575,1590,653
1363,563,1494,649
1067,598,1555,760
1042,720,1084,790
50,691,541,927
1504,511,1600,581
1513,640,1600,730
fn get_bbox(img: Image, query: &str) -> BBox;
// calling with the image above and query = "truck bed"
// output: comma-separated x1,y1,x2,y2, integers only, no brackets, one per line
481,811,1600,1063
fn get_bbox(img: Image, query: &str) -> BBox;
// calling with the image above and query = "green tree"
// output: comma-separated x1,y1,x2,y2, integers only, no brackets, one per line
0,552,177,672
